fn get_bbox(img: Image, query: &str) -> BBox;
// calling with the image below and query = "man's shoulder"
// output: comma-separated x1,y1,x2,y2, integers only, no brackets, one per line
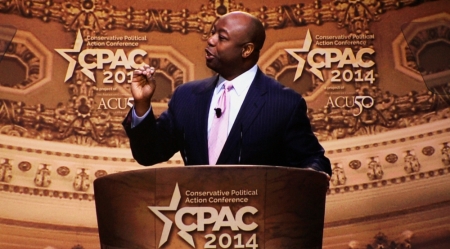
258,72,302,99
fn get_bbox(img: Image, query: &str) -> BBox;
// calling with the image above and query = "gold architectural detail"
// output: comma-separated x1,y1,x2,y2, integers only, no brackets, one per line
367,156,383,180
403,150,420,173
400,14,450,76
422,145,435,156
331,162,347,186
0,120,448,197
3,164,448,198
94,169,107,178
334,0,381,34
0,158,12,182
0,131,449,198
327,127,450,154
328,166,450,195
73,168,90,191
0,141,135,162
349,159,362,169
385,153,398,164
57,166,71,176
0,182,95,200
442,142,450,165
392,12,450,105
17,161,31,171
1,0,434,36
0,30,53,95
349,231,413,249
34,163,51,187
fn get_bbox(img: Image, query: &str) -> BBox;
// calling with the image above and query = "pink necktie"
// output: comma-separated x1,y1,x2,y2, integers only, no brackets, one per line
208,81,233,165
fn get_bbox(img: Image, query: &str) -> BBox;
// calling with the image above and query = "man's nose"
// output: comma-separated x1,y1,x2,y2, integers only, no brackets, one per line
207,34,216,46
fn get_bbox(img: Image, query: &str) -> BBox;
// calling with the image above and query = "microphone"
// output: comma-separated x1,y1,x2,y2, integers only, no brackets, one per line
214,108,222,118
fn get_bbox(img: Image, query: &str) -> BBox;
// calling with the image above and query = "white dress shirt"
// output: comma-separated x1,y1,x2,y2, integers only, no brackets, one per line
132,64,258,134
207,65,257,136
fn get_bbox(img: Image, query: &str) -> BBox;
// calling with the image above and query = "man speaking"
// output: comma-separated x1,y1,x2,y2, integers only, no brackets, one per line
123,11,332,177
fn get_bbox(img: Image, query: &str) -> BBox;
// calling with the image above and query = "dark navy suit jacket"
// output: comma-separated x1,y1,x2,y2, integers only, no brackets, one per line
123,69,332,176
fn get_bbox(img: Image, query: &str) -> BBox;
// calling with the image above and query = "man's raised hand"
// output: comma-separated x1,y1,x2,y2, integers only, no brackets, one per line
131,65,156,116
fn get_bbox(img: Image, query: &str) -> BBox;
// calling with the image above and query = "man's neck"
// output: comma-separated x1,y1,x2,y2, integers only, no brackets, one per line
220,63,257,81
218,65,258,86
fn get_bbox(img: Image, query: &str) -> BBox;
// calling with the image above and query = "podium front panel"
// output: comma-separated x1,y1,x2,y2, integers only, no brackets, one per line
94,166,328,249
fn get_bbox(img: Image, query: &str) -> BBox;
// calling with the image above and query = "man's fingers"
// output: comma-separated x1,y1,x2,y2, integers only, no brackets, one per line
144,67,156,81
132,66,156,85
133,69,144,76
134,65,152,74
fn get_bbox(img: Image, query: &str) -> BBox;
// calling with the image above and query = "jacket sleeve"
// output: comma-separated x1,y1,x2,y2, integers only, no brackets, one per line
122,102,179,166
283,97,332,176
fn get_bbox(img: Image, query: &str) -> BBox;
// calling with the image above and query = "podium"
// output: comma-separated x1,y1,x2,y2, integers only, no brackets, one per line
94,166,329,249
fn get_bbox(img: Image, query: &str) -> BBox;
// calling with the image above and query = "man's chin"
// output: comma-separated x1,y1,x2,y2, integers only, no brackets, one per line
205,61,218,72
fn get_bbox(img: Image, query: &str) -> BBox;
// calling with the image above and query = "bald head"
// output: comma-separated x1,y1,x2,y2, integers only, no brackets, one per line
222,11,266,53
205,11,266,80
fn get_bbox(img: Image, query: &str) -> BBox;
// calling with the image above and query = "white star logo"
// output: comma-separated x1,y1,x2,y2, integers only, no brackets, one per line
55,30,95,82
148,183,196,248
285,29,324,81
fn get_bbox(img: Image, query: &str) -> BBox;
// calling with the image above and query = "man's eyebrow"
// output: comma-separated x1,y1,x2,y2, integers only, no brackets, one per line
216,27,229,35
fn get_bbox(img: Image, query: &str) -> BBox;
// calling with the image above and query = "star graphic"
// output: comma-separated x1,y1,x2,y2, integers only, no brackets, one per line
55,30,95,82
55,30,83,82
284,29,324,81
148,183,192,248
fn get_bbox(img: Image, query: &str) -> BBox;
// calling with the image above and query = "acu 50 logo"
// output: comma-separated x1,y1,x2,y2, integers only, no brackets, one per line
56,30,147,84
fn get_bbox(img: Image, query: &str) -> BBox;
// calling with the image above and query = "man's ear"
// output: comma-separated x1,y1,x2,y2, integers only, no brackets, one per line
242,43,255,58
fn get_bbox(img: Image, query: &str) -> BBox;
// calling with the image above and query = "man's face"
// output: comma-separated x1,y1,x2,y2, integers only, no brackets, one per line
205,15,249,78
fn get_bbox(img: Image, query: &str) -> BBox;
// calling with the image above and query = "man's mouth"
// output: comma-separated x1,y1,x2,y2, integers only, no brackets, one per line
205,48,214,60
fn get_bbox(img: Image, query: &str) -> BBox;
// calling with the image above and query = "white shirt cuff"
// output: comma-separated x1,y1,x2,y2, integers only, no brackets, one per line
131,106,151,128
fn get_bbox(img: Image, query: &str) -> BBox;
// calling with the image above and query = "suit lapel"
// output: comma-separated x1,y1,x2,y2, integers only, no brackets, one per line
217,70,268,163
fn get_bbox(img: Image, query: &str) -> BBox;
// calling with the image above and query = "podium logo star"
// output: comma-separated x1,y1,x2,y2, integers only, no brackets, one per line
285,29,324,81
148,183,185,248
